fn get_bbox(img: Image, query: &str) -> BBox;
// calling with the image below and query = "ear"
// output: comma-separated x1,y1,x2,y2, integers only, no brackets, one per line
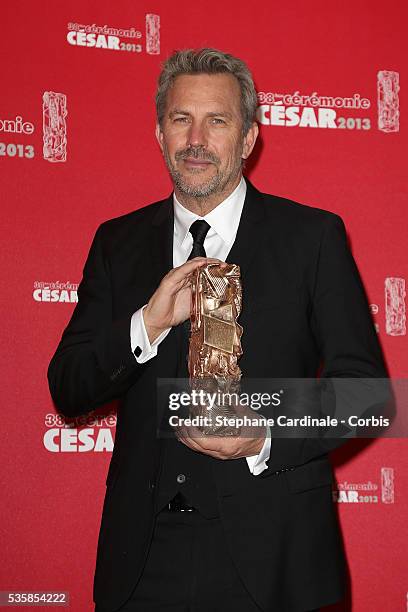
155,123,164,153
242,122,259,160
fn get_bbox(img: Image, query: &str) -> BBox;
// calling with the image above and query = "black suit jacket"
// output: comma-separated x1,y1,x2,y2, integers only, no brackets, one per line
48,179,388,612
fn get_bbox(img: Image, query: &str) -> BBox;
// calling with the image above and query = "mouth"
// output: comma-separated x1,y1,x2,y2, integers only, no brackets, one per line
182,158,214,170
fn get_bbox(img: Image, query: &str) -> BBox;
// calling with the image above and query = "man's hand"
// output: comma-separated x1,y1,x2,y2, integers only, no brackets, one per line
174,403,267,460
143,257,226,343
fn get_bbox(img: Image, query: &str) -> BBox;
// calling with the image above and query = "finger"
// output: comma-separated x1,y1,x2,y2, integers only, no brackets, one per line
170,258,224,280
177,430,202,453
173,425,186,441
176,425,208,452
178,434,223,458
175,426,194,445
184,426,228,453
177,424,233,459
186,423,236,445
188,257,225,264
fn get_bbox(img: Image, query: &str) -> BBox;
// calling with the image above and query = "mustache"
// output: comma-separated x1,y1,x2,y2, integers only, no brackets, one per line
175,146,220,165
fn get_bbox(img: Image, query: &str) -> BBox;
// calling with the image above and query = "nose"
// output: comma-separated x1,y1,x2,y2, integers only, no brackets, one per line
187,119,208,148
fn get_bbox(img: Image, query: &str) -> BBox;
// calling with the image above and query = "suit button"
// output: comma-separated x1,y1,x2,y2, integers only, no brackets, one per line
176,473,186,484
148,481,155,491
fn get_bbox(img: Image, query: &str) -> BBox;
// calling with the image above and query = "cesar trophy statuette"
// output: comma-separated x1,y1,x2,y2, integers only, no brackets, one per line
187,262,243,435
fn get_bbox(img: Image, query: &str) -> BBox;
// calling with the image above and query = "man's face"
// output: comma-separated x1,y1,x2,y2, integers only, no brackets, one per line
156,73,258,198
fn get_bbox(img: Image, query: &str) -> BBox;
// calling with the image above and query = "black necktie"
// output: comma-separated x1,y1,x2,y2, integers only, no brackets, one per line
187,220,211,260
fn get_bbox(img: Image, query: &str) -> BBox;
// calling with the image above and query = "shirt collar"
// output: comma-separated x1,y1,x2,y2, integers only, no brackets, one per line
173,176,247,247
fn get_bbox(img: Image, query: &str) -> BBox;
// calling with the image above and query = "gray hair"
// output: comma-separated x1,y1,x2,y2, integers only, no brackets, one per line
156,48,258,134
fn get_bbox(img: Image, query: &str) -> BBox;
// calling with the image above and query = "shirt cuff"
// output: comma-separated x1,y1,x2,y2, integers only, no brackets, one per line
130,305,171,364
245,425,271,476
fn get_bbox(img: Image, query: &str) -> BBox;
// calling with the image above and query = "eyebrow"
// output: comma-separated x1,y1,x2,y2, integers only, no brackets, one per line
169,109,233,119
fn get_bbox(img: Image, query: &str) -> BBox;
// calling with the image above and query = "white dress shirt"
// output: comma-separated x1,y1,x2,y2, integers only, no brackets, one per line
130,177,271,475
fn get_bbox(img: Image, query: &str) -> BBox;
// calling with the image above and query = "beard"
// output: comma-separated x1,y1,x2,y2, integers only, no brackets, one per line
163,144,241,198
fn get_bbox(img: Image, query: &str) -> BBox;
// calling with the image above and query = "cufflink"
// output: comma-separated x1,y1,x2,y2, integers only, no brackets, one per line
133,346,142,358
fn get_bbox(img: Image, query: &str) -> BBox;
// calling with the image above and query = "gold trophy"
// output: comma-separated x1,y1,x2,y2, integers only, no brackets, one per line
187,263,243,435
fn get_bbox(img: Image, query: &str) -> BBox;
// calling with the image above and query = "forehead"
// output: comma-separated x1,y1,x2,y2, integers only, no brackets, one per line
165,73,241,114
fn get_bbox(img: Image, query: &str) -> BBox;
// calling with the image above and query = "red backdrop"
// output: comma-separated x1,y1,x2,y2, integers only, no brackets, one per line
1,1,407,610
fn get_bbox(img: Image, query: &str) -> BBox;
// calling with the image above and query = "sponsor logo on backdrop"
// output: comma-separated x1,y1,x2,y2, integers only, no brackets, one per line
0,114,35,159
33,280,78,303
333,467,395,504
385,277,406,335
66,14,160,54
257,70,399,133
377,70,399,133
1,93,67,162
43,92,67,162
370,277,406,336
43,411,116,452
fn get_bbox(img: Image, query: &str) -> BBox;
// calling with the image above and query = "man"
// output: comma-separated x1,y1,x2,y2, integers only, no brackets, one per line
48,48,387,611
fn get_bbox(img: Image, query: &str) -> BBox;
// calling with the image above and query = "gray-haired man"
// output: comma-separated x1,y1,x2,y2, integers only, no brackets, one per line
49,48,387,611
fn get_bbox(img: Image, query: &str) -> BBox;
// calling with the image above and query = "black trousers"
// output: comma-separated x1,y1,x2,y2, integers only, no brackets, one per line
95,508,320,612
115,508,261,611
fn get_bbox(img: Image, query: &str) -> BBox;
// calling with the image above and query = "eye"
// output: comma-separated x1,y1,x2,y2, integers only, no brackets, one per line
211,118,226,124
173,116,189,123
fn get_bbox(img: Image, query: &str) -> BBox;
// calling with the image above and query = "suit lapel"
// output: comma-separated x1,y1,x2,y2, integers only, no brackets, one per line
149,194,185,381
226,178,266,276
150,193,174,281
